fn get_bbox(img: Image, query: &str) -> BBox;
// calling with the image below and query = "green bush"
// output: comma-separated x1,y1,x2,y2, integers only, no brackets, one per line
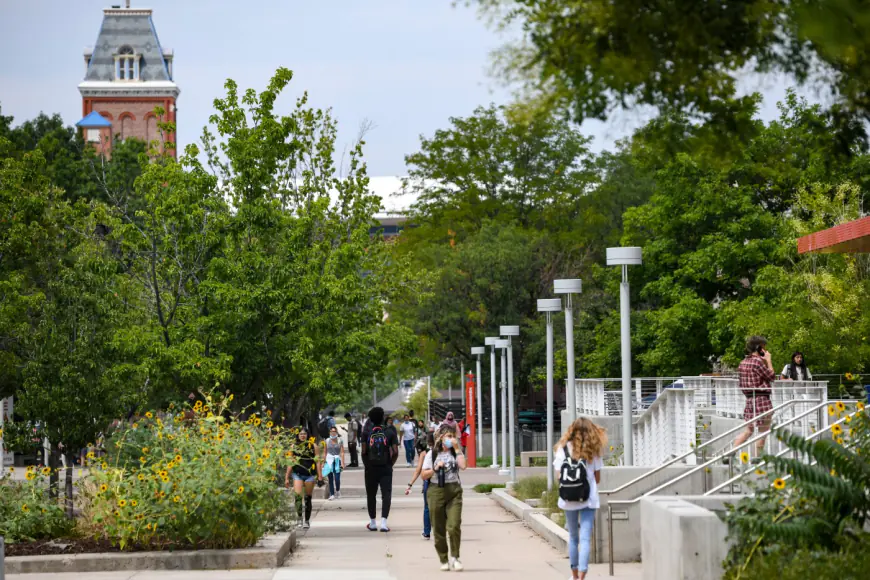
722,537,870,580
0,469,75,543
512,475,548,501
78,394,297,550
472,483,506,493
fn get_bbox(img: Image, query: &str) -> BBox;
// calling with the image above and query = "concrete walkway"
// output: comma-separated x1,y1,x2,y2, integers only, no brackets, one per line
5,465,641,579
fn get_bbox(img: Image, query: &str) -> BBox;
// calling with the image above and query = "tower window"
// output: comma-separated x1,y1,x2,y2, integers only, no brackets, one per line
115,45,139,81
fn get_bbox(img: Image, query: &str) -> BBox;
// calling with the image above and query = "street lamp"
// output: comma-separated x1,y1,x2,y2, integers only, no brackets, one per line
494,338,510,476
554,279,582,423
538,298,561,490
500,325,520,483
606,246,642,466
484,336,500,468
471,347,486,458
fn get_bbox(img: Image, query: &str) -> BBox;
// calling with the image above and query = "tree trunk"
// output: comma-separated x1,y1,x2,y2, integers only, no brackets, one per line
64,452,74,518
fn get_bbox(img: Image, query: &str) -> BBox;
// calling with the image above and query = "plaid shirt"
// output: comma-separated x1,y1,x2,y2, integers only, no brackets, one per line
739,354,776,423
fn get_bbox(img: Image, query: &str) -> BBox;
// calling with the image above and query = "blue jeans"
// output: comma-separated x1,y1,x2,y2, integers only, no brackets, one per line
403,439,415,464
565,508,595,572
328,470,341,496
423,479,431,536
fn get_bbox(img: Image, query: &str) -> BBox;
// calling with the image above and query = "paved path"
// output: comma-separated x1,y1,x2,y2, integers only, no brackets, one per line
6,464,641,579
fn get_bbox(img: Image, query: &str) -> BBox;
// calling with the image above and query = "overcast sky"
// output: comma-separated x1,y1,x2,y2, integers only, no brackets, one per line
0,1,818,180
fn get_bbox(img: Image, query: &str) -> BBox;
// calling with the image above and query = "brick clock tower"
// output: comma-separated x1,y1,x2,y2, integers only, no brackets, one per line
76,2,178,158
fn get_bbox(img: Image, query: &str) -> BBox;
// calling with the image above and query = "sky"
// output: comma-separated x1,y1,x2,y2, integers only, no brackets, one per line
0,0,821,196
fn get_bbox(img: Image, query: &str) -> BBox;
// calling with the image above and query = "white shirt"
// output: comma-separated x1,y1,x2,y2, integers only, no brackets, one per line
781,364,811,381
553,444,603,510
401,421,416,441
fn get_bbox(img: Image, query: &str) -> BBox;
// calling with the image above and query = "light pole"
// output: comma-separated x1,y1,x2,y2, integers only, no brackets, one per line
538,298,561,489
607,247,642,466
426,375,431,427
495,338,510,476
471,347,486,458
500,325,520,483
484,336,500,468
554,279,582,423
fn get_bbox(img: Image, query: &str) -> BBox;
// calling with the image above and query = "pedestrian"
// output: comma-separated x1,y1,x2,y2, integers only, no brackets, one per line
429,415,441,433
401,413,417,467
406,431,435,540
458,416,470,455
361,406,399,532
322,425,344,500
781,352,812,381
345,412,360,467
733,336,776,457
285,427,323,530
415,419,428,450
554,417,606,580
422,425,467,571
442,411,458,429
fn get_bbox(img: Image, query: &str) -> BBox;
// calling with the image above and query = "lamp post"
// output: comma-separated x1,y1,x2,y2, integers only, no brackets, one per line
471,347,486,458
606,247,642,466
495,338,510,476
537,298,561,489
554,279,582,423
484,336,500,468
500,325,520,483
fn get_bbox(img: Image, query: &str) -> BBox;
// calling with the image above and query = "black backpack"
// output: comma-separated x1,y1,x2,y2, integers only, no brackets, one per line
317,416,331,439
367,425,390,466
558,446,591,502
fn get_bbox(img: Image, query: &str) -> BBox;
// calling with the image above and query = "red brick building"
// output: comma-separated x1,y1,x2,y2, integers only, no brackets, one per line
76,1,178,157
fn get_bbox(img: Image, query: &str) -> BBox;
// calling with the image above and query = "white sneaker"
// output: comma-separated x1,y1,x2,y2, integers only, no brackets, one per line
451,558,464,571
440,562,450,572
336,491,341,499
302,521,310,530
328,495,335,501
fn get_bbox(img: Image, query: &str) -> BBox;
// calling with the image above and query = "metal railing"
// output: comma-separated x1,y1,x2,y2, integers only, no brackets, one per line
714,382,827,419
604,399,828,575
632,388,696,466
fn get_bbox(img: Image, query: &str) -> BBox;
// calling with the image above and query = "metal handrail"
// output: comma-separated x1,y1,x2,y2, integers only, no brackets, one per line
598,396,822,499
605,398,828,575
706,406,860,494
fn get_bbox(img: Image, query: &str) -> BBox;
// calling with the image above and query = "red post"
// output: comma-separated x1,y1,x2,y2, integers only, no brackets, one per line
465,372,477,467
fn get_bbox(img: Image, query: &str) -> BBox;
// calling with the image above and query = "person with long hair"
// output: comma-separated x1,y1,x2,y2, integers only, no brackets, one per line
781,351,812,381
554,418,607,580
285,427,323,530
422,425,467,571
406,431,436,540
321,425,344,500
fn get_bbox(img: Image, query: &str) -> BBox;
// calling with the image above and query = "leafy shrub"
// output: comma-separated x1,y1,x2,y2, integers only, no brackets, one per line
472,483,506,493
79,394,297,550
723,536,870,580
0,468,75,543
512,475,548,500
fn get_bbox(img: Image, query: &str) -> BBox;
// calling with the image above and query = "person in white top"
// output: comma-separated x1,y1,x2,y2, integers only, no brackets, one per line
553,417,607,580
781,352,812,381
401,414,417,467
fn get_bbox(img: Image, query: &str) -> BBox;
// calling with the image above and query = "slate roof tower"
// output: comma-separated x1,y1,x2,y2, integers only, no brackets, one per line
77,1,178,157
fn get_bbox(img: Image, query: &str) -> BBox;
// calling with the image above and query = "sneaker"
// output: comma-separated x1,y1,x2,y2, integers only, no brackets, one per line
302,521,310,530
328,495,335,501
440,562,450,572
422,532,430,540
336,491,341,499
451,558,464,572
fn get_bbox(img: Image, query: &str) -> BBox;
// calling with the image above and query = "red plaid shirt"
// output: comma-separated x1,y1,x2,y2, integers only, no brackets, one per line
738,354,776,423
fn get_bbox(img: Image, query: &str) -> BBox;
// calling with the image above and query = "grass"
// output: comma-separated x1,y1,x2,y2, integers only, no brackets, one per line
512,475,548,501
472,483,507,494
473,455,547,467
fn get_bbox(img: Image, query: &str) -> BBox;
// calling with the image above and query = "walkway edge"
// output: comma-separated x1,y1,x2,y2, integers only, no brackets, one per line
4,531,295,575
488,489,568,553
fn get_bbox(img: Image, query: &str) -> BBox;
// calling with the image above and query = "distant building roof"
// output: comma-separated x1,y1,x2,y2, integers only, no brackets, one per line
84,7,172,82
797,216,870,254
76,111,112,128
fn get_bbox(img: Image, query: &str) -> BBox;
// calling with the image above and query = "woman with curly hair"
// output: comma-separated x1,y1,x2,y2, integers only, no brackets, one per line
554,417,607,580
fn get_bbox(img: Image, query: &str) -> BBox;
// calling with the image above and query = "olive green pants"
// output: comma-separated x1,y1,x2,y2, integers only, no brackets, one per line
427,481,463,563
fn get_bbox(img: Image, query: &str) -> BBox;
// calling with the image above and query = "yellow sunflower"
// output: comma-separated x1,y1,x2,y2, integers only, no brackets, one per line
858,402,865,412
173,495,181,503
835,401,847,413
118,499,127,507
739,452,749,464
131,500,138,507
145,412,154,419
773,478,786,490
237,485,245,494
99,484,108,493
831,423,843,436
828,405,836,416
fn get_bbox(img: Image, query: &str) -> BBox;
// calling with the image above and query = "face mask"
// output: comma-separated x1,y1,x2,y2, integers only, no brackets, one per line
330,434,337,440
443,438,454,449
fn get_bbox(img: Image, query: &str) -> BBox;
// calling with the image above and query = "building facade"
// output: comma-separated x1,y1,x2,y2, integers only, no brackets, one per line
76,2,178,157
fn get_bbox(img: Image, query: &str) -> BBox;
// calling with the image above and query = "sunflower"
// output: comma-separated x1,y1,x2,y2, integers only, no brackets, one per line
836,437,845,445
836,401,847,413
21,503,29,512
845,415,852,424
244,453,251,461
118,499,127,507
831,423,843,436
174,454,182,463
755,469,766,476
739,452,749,464
159,470,168,478
86,451,95,459
101,462,109,470
266,421,274,428
139,456,147,463
138,473,145,481
145,412,154,419
257,458,264,466
858,402,865,412
131,500,138,507
161,476,169,483
773,478,786,490
262,449,271,458
25,471,36,481
253,418,262,426
845,372,854,381
173,495,181,503
158,491,166,498
99,484,108,493
244,431,252,438
146,523,153,530
828,405,836,416
142,447,149,454
237,485,245,494
285,451,292,458
132,423,139,429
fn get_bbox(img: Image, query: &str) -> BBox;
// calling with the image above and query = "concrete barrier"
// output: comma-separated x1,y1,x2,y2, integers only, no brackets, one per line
640,496,731,580
490,487,543,520
520,451,547,467
4,531,294,575
526,512,568,554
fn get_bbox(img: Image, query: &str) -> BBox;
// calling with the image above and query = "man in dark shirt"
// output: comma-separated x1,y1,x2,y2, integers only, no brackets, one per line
361,406,399,532
733,335,776,457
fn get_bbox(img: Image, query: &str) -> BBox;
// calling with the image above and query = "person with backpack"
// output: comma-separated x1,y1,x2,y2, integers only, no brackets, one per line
554,417,606,580
344,412,360,467
422,425,467,571
318,410,336,440
361,406,399,532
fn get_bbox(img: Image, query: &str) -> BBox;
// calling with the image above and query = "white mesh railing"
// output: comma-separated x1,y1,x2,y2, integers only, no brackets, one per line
632,388,697,466
715,381,827,421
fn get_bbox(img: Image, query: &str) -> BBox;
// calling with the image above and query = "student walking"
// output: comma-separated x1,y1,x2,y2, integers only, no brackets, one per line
401,414,417,467
554,417,606,580
345,412,360,467
406,432,435,540
322,426,344,500
422,425,467,571
361,406,399,532
733,335,776,457
285,427,323,530
781,352,812,381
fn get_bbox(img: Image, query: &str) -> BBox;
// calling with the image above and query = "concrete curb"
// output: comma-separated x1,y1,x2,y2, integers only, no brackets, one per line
489,489,568,555
4,531,295,575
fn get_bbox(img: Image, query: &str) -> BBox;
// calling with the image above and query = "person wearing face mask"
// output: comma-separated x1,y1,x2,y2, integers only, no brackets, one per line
422,425,467,571
321,426,344,500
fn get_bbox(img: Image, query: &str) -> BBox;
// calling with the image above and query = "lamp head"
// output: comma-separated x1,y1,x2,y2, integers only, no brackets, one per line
484,337,499,346
606,246,642,266
537,298,562,312
499,325,520,337
554,279,582,294
494,339,509,349
471,346,486,355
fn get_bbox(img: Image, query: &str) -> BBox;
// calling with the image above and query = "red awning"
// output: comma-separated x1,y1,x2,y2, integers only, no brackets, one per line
797,215,870,254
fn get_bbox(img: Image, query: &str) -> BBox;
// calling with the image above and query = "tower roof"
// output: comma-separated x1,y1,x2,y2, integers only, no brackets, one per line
84,7,172,82
76,111,112,128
